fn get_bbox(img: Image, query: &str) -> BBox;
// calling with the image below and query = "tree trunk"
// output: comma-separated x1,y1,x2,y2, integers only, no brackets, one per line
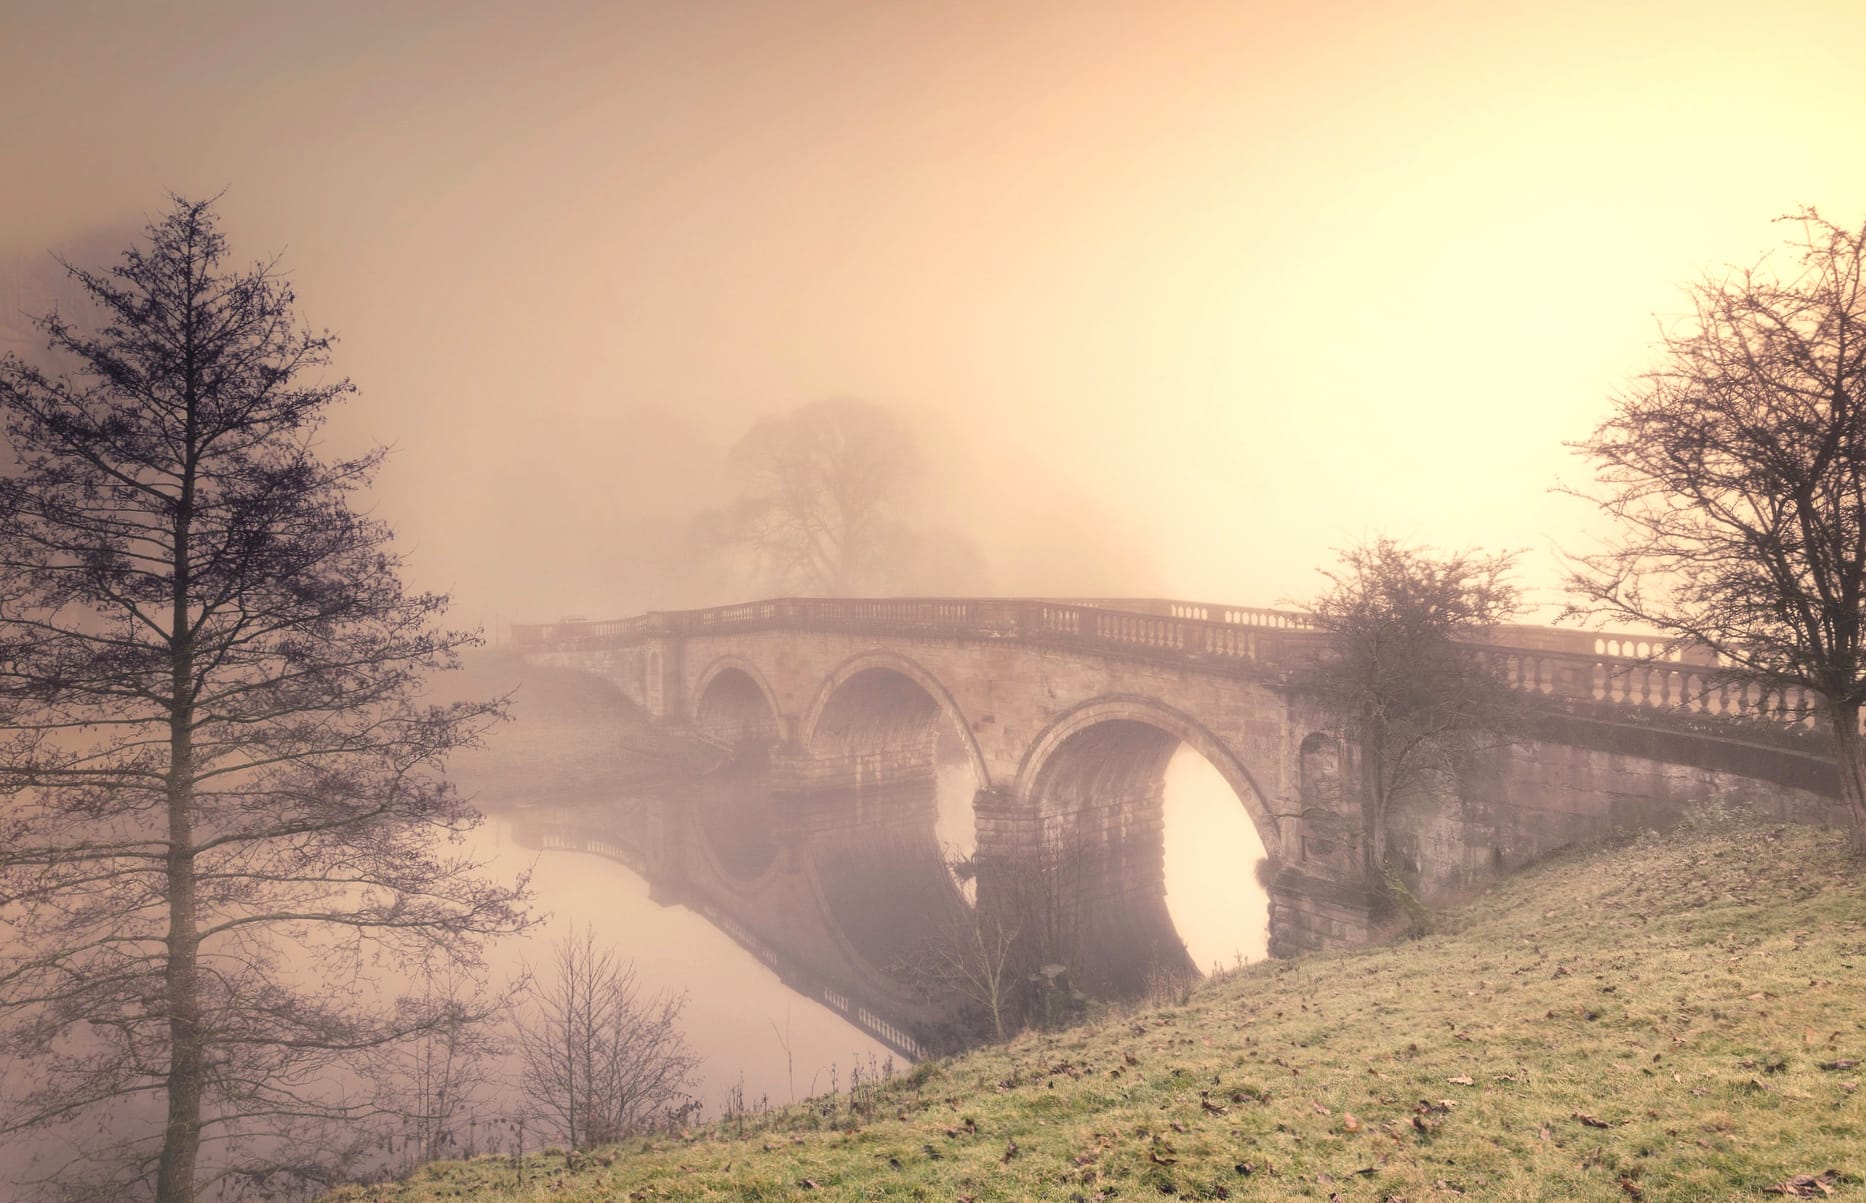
1830,701,1866,854
1360,716,1387,893
156,439,201,1203
156,634,200,1200
155,831,201,1203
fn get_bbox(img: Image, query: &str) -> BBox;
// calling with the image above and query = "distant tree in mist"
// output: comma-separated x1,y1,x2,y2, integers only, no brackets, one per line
700,398,986,597
0,197,531,1201
516,928,701,1150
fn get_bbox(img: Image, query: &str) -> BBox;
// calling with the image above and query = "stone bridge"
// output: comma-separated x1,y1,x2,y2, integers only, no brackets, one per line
512,597,1848,1057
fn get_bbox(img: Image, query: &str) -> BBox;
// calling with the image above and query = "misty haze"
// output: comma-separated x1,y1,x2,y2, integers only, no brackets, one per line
4,3,1866,1202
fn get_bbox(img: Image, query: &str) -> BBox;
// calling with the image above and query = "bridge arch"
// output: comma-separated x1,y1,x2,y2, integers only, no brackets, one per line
799,650,989,788
789,652,988,996
689,659,784,882
1006,696,1283,995
692,656,785,747
1015,696,1283,860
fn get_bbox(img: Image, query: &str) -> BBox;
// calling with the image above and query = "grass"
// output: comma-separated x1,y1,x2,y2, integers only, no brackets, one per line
326,814,1866,1201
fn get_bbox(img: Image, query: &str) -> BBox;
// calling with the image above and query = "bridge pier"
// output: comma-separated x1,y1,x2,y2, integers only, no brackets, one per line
1265,867,1378,957
767,743,938,797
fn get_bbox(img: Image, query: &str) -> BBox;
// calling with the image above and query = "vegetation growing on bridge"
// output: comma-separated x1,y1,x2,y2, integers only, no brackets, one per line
328,813,1866,1202
1300,539,1525,902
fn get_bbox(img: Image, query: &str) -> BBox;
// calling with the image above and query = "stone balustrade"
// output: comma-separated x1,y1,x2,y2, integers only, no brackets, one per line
511,597,1835,736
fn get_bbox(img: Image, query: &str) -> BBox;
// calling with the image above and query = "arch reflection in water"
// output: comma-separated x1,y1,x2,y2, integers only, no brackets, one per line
932,716,980,904
469,814,892,1114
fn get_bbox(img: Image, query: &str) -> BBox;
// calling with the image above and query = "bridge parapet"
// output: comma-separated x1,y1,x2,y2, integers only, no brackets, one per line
1479,643,1829,736
512,597,1330,679
512,598,1834,743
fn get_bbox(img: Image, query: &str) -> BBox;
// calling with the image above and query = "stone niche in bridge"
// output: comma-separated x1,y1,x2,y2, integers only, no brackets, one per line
517,597,1855,1051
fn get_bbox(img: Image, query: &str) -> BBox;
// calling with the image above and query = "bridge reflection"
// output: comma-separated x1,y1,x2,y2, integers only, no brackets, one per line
510,595,1854,1054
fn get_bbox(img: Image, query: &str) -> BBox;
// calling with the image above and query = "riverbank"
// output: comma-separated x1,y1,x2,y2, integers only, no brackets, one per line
328,812,1866,1201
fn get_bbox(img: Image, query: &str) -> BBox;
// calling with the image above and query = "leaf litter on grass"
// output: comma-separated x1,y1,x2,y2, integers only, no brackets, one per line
325,819,1866,1202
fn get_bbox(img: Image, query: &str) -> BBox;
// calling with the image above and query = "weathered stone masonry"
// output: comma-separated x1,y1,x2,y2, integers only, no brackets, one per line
517,597,1851,1051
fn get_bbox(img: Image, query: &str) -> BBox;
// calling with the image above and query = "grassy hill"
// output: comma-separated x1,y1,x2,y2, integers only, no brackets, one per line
329,813,1866,1201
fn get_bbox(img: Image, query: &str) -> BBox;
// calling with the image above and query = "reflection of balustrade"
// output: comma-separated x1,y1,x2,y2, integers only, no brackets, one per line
518,823,655,878
685,898,922,1058
515,819,925,1059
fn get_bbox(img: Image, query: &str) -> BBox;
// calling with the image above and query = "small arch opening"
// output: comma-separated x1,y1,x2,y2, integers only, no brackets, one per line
802,665,982,984
694,666,779,753
691,667,782,881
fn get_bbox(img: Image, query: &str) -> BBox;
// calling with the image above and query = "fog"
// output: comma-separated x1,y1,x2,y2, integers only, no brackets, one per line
4,1,1866,1193
8,1,1866,625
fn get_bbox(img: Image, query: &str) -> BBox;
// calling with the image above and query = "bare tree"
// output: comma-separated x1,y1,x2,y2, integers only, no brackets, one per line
895,849,1021,1041
897,831,1103,1042
0,197,531,1201
1298,539,1523,894
516,928,701,1150
700,398,985,596
374,971,507,1174
1566,209,1866,850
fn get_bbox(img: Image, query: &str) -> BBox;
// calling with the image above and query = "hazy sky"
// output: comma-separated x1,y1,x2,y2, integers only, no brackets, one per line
5,0,1866,624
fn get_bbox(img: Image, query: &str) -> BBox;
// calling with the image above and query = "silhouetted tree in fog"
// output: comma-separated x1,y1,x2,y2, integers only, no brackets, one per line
1299,540,1522,900
701,398,986,596
1567,208,1866,851
0,197,531,1201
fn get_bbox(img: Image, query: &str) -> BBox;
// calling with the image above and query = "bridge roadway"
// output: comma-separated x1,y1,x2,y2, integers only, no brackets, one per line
513,597,1848,1057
